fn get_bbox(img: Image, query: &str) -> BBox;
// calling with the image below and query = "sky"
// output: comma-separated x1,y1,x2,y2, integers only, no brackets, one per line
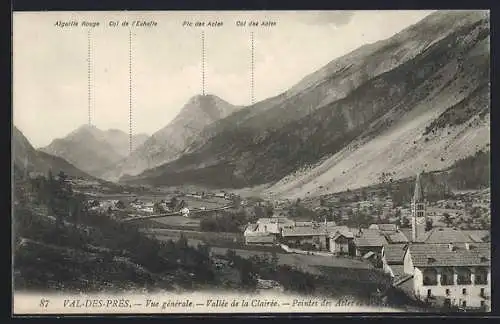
13,10,435,148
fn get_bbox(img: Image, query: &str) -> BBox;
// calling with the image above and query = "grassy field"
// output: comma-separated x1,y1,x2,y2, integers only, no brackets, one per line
150,233,373,275
147,216,201,229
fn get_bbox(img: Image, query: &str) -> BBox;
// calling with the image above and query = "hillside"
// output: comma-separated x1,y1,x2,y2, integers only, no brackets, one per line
123,11,490,196
102,94,241,181
12,126,94,180
184,11,485,154
40,125,148,178
304,148,491,208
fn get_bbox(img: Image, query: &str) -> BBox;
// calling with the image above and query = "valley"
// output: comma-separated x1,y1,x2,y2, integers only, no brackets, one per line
12,10,491,313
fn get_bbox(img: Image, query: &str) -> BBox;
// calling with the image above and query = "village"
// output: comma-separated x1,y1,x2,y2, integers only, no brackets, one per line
242,174,491,311
65,171,491,312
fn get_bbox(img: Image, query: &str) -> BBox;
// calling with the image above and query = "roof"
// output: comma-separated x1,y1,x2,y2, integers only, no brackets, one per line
369,223,398,232
244,224,258,232
281,224,348,237
390,265,406,277
384,231,409,243
399,228,412,242
460,230,490,242
383,244,408,264
281,225,326,237
331,230,354,240
353,229,388,247
409,242,491,267
418,227,477,243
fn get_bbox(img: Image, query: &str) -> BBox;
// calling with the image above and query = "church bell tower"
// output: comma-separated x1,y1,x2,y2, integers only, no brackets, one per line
411,172,427,242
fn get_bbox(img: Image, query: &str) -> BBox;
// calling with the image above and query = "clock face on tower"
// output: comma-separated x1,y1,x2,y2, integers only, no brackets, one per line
416,217,425,225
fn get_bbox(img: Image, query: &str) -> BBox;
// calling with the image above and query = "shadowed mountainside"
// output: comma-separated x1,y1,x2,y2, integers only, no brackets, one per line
122,11,489,197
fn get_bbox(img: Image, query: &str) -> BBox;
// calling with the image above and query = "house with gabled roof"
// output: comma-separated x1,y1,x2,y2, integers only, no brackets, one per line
353,228,387,257
328,228,355,255
397,242,491,311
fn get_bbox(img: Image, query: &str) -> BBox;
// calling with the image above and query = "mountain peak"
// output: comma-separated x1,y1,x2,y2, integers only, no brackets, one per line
68,124,101,137
186,93,231,106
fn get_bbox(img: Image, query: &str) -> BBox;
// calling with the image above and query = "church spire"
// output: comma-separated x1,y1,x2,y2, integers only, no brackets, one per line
413,172,424,203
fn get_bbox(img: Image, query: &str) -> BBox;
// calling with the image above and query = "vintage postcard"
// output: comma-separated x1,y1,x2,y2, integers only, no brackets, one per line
12,9,491,315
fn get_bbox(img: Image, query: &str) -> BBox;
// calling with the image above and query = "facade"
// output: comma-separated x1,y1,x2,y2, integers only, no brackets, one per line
390,173,492,311
329,230,354,255
403,242,491,311
280,222,347,250
243,218,293,245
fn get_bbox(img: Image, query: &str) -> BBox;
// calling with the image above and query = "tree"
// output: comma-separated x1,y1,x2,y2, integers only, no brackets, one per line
177,233,188,249
271,252,279,270
116,200,126,209
401,217,410,228
231,195,242,208
333,210,342,224
442,213,452,227
153,202,165,214
254,206,266,219
264,203,274,217
169,196,178,210
425,218,433,231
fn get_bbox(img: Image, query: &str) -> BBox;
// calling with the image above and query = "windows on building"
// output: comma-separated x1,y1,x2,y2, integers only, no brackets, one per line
423,268,438,286
440,268,454,285
462,301,467,308
427,289,432,298
475,267,488,285
480,288,486,298
462,288,467,295
457,268,472,285
445,289,450,296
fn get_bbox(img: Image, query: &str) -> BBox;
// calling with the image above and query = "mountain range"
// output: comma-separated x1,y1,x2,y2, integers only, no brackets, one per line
100,94,241,181
40,126,148,178
12,126,93,180
119,10,489,198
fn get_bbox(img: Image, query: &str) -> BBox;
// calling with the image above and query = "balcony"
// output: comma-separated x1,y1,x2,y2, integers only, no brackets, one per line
456,277,472,285
440,277,454,286
423,278,438,286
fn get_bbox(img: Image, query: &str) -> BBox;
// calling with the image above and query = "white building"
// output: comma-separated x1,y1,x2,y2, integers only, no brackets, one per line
243,217,294,245
391,173,491,311
399,242,490,311
181,207,190,217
